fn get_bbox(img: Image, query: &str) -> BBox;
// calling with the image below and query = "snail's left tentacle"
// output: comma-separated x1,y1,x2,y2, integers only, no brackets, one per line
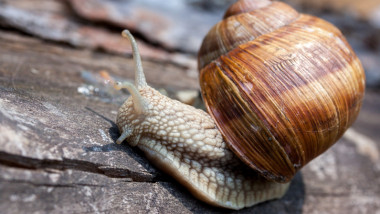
121,29,147,90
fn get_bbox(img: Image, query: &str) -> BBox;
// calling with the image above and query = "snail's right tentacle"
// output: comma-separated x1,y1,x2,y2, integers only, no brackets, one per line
114,81,147,115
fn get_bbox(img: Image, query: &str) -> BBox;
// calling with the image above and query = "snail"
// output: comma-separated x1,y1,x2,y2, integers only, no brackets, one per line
114,0,365,210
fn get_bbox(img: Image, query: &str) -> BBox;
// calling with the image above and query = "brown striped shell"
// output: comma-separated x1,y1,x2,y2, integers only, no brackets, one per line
198,0,365,183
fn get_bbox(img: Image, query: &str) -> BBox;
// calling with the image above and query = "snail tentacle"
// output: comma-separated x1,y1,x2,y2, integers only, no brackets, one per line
116,126,132,145
121,30,147,89
114,81,147,115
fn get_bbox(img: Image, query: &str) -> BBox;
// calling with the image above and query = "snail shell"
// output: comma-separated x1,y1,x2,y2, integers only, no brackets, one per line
198,0,365,182
114,0,365,210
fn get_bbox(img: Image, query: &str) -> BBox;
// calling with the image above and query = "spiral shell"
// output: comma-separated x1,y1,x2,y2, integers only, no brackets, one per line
198,0,365,182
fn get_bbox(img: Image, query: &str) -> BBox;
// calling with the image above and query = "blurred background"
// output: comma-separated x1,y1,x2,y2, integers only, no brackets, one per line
0,0,379,213
1,0,379,88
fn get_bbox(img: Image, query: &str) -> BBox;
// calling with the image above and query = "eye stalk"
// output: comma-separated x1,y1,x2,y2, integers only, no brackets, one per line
114,30,149,116
121,30,147,90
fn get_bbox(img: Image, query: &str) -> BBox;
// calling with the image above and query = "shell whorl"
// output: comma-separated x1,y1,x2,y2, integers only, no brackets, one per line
198,1,299,70
198,0,365,182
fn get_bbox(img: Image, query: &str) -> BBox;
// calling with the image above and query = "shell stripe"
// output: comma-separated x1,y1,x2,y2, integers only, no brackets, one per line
199,14,365,182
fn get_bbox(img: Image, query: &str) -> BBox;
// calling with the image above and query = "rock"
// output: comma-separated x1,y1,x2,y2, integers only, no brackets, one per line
0,0,197,69
68,0,226,53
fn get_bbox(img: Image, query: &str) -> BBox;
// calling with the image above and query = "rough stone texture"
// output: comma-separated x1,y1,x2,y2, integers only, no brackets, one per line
67,0,226,53
0,0,379,213
0,0,197,70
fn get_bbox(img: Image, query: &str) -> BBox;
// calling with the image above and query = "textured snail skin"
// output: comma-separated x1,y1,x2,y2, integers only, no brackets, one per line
198,0,365,182
116,86,289,209
115,30,289,210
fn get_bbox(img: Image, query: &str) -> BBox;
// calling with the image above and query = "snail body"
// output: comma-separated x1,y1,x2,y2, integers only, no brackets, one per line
115,0,365,210
116,30,289,210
